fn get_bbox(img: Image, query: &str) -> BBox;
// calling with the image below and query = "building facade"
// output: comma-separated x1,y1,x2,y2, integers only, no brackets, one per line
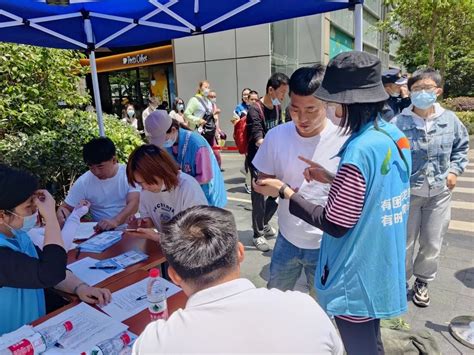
83,3,399,141
173,1,399,139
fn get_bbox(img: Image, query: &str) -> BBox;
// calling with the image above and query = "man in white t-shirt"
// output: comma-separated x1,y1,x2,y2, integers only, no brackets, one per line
57,137,140,231
133,206,342,354
252,65,348,297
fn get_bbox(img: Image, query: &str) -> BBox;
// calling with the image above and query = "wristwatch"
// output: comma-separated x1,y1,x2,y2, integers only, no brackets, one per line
279,183,290,199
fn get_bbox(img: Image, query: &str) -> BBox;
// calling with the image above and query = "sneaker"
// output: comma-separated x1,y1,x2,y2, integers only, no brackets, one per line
253,236,270,252
263,225,276,238
412,279,430,307
244,183,251,194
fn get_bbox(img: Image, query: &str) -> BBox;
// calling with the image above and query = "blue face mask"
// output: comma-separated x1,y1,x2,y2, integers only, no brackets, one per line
272,97,281,106
8,211,38,233
163,136,176,148
411,90,437,110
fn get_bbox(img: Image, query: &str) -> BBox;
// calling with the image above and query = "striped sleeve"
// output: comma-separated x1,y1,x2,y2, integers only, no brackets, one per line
325,164,366,228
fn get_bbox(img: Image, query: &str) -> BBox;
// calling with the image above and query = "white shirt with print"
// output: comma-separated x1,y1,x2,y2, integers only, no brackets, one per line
139,172,208,230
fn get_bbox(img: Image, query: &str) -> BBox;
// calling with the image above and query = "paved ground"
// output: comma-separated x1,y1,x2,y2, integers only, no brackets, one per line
220,139,474,354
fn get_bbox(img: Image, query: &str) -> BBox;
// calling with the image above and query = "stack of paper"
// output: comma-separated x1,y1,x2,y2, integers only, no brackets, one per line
95,250,148,270
101,277,181,321
35,303,129,354
78,231,122,253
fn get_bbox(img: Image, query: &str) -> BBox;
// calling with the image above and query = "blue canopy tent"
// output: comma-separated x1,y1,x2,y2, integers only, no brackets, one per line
0,0,363,136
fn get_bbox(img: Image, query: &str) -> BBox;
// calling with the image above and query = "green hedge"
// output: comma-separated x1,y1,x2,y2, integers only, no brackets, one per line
0,109,143,202
455,111,474,135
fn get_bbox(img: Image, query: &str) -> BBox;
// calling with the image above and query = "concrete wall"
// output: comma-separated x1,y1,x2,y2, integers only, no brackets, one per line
173,24,271,139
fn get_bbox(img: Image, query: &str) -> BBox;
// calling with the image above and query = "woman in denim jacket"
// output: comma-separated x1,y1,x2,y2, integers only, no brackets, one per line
392,68,469,308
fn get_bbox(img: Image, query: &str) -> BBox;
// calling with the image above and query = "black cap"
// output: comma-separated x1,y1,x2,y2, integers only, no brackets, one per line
314,51,388,104
382,68,401,84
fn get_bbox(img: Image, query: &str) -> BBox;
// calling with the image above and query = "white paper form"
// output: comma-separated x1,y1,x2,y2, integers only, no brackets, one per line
67,257,124,286
74,222,97,240
101,277,182,322
35,303,128,355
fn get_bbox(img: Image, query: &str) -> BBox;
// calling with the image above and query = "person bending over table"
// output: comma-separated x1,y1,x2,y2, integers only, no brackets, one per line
124,144,208,242
57,137,140,232
0,165,111,335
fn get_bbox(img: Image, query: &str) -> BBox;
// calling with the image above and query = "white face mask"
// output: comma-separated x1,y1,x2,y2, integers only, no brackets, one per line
202,88,210,97
127,110,135,118
7,210,39,234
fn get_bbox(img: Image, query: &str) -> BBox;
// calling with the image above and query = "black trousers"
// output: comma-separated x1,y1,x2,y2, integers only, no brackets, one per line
248,161,278,238
335,318,384,355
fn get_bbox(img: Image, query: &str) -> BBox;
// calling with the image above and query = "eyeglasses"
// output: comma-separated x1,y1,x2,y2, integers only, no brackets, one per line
411,85,438,91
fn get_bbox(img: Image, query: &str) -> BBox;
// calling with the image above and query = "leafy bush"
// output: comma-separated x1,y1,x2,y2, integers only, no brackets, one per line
455,111,474,135
0,110,143,202
0,43,144,202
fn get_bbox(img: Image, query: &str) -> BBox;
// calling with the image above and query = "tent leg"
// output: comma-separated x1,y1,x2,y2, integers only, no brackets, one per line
354,3,363,51
89,50,105,137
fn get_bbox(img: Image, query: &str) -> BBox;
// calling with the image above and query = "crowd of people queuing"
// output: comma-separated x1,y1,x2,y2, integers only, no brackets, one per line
0,50,469,354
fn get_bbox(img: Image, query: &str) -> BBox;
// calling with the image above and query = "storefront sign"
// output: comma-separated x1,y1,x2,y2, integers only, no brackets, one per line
80,45,173,73
122,53,148,65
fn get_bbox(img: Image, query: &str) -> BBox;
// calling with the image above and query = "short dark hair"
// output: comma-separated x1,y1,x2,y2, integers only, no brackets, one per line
161,206,239,288
266,72,289,93
241,88,251,96
0,164,38,211
289,64,325,96
83,137,116,166
249,90,259,97
408,68,442,90
340,101,386,134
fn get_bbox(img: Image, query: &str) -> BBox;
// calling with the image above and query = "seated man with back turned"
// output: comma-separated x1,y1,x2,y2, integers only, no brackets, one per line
133,205,342,354
57,137,140,231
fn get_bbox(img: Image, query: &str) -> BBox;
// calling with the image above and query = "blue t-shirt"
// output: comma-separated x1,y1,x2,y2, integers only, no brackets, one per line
234,102,249,118
315,119,411,319
167,128,227,208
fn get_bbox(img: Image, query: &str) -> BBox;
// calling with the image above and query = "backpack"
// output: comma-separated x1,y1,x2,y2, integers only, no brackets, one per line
233,115,248,154
195,96,216,145
233,101,280,154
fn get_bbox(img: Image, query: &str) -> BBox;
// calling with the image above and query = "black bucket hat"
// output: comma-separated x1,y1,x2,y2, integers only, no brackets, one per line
314,51,388,104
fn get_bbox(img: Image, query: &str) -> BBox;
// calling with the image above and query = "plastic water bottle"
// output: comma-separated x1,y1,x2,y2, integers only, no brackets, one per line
89,332,131,355
147,268,168,321
4,321,73,354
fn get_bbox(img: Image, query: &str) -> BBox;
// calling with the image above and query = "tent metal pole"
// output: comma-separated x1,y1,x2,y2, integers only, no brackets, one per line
354,2,363,51
89,50,105,137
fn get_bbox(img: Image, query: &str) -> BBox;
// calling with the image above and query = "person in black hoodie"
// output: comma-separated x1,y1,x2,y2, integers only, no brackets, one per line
246,72,289,252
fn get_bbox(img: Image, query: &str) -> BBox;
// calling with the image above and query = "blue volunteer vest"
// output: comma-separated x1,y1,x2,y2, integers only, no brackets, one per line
167,128,227,207
315,119,411,319
0,231,46,335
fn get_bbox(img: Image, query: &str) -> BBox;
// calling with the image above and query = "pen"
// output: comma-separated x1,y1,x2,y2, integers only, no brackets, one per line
75,247,81,260
136,287,169,301
89,266,118,270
